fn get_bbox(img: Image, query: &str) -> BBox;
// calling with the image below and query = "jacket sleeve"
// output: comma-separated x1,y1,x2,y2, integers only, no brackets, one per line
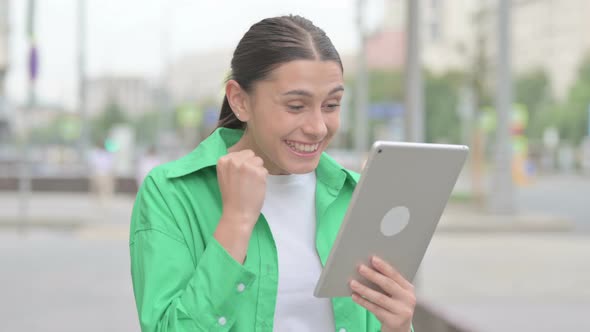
129,174,257,332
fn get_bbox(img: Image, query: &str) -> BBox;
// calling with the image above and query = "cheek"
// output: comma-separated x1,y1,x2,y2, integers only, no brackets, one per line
326,113,341,133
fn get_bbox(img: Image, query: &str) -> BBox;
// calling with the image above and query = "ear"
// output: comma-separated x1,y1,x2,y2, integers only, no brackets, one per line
225,80,252,122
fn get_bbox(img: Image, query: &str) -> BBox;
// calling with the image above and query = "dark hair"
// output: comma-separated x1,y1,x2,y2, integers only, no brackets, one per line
216,15,343,129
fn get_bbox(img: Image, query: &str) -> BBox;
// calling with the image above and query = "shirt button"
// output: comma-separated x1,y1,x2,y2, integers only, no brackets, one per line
237,283,246,293
339,328,347,332
218,317,227,326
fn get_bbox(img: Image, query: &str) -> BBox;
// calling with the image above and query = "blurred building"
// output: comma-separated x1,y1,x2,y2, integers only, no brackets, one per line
166,49,357,104
479,0,590,99
86,76,156,117
165,50,232,105
366,29,406,70
12,104,64,135
362,0,406,71
383,0,590,99
0,0,10,141
381,0,482,73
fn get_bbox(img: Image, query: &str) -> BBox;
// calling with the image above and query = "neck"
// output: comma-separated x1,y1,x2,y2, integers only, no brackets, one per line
227,130,288,175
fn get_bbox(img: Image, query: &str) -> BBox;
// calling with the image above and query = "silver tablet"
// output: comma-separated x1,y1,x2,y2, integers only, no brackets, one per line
314,141,469,298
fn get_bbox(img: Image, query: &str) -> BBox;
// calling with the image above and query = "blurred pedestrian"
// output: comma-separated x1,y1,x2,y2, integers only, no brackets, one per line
89,140,115,206
135,145,161,191
130,15,415,332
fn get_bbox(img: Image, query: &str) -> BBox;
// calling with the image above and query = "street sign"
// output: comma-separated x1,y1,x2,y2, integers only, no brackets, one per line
368,102,404,120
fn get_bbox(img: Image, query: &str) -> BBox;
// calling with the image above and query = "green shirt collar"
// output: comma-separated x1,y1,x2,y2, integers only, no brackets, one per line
165,127,358,188
165,127,239,179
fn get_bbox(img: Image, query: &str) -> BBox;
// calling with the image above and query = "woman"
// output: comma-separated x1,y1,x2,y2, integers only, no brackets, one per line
130,15,415,332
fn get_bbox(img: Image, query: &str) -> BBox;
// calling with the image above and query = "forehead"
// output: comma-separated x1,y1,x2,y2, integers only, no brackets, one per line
261,60,344,94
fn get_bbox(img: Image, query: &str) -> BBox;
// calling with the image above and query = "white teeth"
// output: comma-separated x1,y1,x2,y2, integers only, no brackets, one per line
286,141,320,153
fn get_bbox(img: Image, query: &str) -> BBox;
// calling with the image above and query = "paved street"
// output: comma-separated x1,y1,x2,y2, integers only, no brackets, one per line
516,174,590,231
0,230,138,332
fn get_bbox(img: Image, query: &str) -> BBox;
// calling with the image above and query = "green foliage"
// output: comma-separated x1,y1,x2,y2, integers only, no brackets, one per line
28,113,80,145
518,56,590,146
368,70,405,102
558,56,590,145
515,69,552,113
514,69,553,139
28,118,63,144
90,101,128,145
133,111,160,146
424,71,462,143
347,69,464,144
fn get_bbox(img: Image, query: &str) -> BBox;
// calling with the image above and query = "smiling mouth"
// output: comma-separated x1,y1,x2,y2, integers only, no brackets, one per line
284,140,321,154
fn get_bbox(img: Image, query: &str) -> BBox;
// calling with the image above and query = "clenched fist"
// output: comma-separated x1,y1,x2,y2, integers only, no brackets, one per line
214,149,268,263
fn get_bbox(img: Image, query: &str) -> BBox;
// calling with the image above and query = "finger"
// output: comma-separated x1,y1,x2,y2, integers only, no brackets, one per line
217,155,229,168
256,166,268,178
237,150,266,171
233,150,254,164
218,152,245,171
351,292,390,322
249,155,264,167
350,279,395,313
243,155,267,176
238,149,255,158
354,292,414,331
358,264,403,297
222,149,253,166
371,256,414,291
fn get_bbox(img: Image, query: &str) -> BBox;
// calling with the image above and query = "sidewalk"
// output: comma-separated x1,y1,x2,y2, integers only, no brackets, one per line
0,192,135,229
416,232,590,331
439,202,573,233
0,192,573,234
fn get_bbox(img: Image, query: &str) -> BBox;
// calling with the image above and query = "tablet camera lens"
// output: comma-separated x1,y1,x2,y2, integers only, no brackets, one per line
378,149,382,153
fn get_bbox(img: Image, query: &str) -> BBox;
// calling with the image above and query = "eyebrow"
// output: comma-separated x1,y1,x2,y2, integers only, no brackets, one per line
282,85,345,97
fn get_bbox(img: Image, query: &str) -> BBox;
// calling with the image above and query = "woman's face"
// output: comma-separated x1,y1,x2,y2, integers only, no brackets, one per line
233,60,344,175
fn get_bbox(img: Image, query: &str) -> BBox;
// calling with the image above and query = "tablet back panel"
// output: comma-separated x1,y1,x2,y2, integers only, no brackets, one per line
314,141,468,297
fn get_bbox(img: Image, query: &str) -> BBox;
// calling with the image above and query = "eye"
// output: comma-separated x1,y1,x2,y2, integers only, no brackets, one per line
287,105,305,111
323,103,341,112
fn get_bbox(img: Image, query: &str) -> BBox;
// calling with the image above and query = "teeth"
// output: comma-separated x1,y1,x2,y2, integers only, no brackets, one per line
286,141,320,153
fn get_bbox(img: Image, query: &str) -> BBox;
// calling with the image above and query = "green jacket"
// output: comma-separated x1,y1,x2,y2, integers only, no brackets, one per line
130,127,395,331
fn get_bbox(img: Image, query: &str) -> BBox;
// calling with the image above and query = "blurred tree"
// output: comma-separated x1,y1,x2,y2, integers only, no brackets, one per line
29,118,62,144
91,101,128,145
28,113,80,145
558,55,590,145
368,70,405,102
514,69,553,139
344,70,404,147
347,69,464,144
424,71,463,143
133,110,159,146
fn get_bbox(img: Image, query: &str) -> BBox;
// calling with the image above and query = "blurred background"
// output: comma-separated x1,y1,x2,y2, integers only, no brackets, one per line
1,0,589,331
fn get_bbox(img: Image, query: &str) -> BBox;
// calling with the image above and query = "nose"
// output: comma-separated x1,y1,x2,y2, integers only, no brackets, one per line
301,108,328,139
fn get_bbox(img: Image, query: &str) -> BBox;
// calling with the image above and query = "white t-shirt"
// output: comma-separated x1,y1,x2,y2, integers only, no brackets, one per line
261,172,334,331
